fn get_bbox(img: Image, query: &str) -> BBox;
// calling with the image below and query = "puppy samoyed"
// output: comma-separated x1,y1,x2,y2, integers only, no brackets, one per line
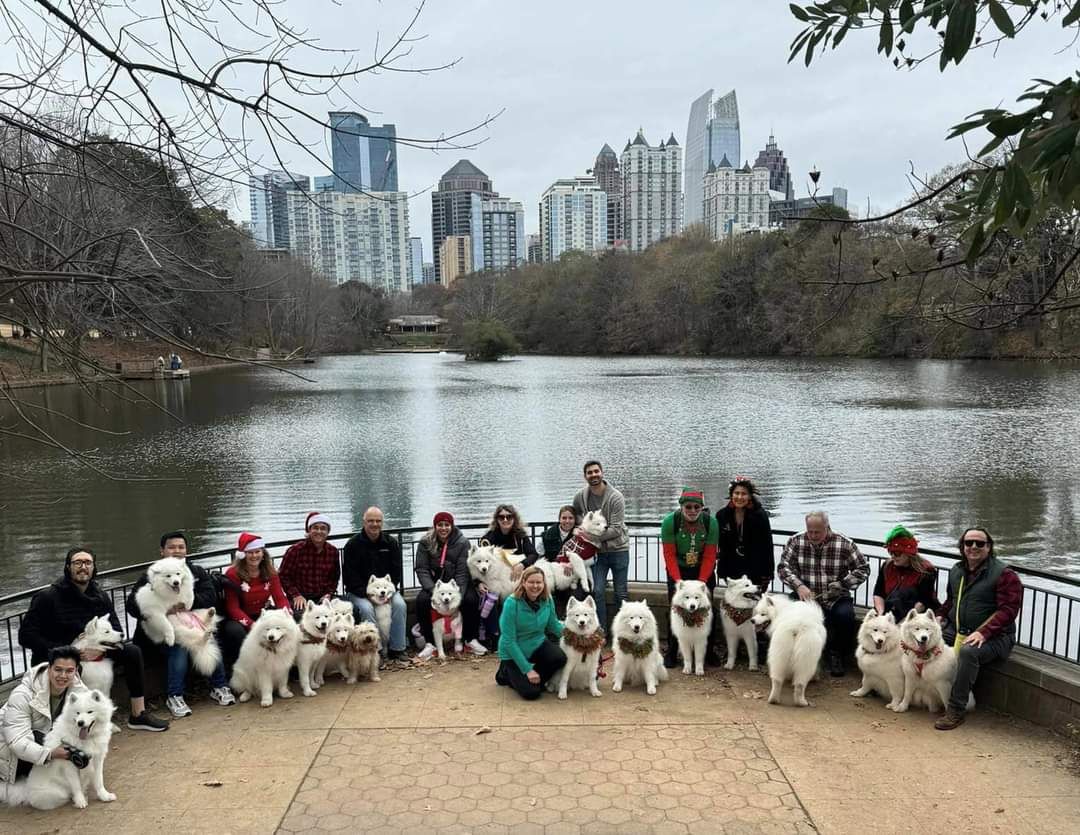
557,595,604,699
466,542,522,599
670,580,714,676
894,609,974,713
169,608,223,676
431,579,464,659
346,622,381,683
73,616,123,695
134,557,195,646
296,600,334,697
23,689,116,809
366,574,396,650
611,600,668,695
750,594,826,707
328,598,355,625
720,576,761,671
230,608,300,707
314,613,353,686
850,610,904,710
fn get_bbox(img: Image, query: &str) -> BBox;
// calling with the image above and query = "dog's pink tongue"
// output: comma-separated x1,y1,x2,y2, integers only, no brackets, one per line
78,726,90,740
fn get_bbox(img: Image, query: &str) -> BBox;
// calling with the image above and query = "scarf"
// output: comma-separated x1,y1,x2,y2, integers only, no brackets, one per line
431,607,462,639
325,638,349,654
617,635,655,659
563,628,605,662
300,626,326,645
674,606,710,628
900,641,942,676
721,602,754,626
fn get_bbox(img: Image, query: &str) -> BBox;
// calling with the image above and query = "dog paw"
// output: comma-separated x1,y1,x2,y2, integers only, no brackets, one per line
748,663,759,672
371,674,381,682
796,699,812,708
849,689,865,698
346,677,358,684
73,796,88,809
302,689,316,697
767,695,780,705
557,691,568,700
646,685,657,696
278,689,294,699
892,703,909,713
238,692,251,703
590,689,602,698
682,666,693,675
97,791,117,803
612,682,623,693
694,668,705,677
885,702,900,711
260,698,273,707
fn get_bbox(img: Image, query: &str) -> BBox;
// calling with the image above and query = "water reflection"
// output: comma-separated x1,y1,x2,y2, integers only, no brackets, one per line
2,354,1080,592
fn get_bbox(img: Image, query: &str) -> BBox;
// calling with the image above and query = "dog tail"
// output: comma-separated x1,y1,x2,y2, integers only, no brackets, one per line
2,778,29,807
655,656,670,682
189,636,223,677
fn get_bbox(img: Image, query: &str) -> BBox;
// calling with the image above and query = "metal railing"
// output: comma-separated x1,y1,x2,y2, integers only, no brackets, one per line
2,522,1078,686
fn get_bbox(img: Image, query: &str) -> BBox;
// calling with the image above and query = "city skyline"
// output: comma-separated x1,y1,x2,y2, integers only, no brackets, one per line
234,1,1073,269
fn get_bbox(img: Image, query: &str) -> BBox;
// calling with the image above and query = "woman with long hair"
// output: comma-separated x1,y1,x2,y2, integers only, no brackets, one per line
715,476,774,593
872,525,940,620
476,504,539,647
220,532,291,670
494,566,566,700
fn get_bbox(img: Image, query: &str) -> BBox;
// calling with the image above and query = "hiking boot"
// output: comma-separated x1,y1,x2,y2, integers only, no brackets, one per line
165,695,192,717
663,642,680,669
128,711,169,732
209,686,236,706
827,651,845,677
935,709,967,731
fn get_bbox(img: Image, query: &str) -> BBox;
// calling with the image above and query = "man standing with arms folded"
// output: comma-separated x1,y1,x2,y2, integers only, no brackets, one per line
777,511,869,677
572,460,629,632
279,512,341,611
343,507,408,663
934,527,1021,731
660,488,722,668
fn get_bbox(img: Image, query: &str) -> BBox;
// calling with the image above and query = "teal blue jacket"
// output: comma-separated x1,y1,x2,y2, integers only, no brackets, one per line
498,596,563,674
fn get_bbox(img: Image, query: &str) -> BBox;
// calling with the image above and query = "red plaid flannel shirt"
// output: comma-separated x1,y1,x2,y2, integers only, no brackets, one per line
778,532,869,604
279,538,340,601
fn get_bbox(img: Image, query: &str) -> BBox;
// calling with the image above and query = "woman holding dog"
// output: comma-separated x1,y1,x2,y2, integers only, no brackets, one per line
872,525,940,621
414,512,488,660
220,533,291,671
495,566,566,700
715,477,775,593
477,504,539,647
542,506,590,615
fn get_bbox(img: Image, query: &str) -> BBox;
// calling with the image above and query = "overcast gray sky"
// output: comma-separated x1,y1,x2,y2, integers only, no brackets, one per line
238,0,1074,261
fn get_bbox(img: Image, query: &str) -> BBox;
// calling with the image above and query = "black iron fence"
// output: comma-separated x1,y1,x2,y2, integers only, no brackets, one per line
2,522,1078,686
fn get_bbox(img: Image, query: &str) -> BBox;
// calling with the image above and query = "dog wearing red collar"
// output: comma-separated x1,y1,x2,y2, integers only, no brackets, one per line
894,609,972,713
431,579,464,659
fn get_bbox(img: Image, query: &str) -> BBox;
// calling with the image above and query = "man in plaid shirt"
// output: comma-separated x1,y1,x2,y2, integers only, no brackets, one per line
279,512,341,612
778,510,869,677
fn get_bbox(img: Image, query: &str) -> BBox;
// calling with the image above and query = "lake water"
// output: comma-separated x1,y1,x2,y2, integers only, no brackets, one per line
3,353,1080,593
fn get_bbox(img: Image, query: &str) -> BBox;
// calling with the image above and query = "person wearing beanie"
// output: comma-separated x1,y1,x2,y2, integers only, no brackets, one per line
220,532,291,671
659,488,721,668
715,477,775,594
413,512,487,659
872,524,939,621
279,512,341,613
342,507,409,662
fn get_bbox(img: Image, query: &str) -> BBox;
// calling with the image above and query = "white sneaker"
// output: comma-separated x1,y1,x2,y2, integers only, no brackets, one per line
166,695,192,717
417,645,436,661
209,686,236,706
466,639,488,656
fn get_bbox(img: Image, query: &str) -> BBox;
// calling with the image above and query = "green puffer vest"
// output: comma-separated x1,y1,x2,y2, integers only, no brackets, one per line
948,555,1014,638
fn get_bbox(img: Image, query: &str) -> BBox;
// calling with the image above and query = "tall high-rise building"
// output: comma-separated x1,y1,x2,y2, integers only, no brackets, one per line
328,111,398,192
621,129,683,252
684,89,740,227
539,177,608,261
703,159,778,239
286,189,410,293
408,237,424,287
590,144,623,246
472,196,526,272
439,235,472,286
525,234,541,264
753,134,794,201
249,171,309,248
422,263,436,284
430,160,496,278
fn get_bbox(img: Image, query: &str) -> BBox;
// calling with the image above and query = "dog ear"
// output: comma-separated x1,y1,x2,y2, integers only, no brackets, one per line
583,595,595,609
885,612,895,623
91,690,102,702
864,609,878,623
676,580,684,591
905,609,919,621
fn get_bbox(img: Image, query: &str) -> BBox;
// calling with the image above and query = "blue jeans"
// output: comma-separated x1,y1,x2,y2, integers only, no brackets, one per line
349,592,407,653
166,644,226,697
591,549,629,630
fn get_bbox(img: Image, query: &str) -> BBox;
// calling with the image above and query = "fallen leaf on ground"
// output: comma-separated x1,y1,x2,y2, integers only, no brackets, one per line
474,725,492,735
201,780,223,788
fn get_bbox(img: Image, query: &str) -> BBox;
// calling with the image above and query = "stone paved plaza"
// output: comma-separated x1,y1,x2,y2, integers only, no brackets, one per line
2,655,1078,834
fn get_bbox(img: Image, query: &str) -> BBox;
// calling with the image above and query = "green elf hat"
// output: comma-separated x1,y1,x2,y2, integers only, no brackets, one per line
679,488,705,506
884,524,919,555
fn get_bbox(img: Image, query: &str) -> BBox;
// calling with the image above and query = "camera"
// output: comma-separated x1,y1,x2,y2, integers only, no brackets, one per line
63,744,91,770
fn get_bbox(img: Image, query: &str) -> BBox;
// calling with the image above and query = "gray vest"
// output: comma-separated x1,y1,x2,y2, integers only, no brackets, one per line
948,555,1014,638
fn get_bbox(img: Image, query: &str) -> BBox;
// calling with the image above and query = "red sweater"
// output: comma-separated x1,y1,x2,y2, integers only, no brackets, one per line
224,565,290,629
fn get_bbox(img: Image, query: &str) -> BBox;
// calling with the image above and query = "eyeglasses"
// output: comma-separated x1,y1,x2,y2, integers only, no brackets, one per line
70,560,94,568
963,539,988,549
497,514,514,521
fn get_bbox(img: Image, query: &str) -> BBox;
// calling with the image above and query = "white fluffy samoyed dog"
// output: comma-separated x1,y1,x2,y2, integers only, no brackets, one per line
431,579,464,659
22,689,116,810
850,610,904,710
365,574,396,650
295,599,334,697
720,576,761,671
314,613,353,686
328,598,355,625
536,510,606,595
669,580,714,676
169,607,223,676
894,609,973,713
557,595,605,699
73,616,123,695
611,600,668,695
230,608,300,707
750,594,826,707
466,542,522,599
134,557,194,646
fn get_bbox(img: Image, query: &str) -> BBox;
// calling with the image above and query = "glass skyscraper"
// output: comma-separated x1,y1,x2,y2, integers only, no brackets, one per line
328,111,398,193
684,89,740,227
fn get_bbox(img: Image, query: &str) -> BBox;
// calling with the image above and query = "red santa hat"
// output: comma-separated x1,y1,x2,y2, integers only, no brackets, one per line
235,531,265,559
305,512,331,531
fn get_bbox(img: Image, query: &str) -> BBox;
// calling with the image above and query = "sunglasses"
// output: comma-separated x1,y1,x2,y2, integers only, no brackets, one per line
963,539,988,549
497,514,514,521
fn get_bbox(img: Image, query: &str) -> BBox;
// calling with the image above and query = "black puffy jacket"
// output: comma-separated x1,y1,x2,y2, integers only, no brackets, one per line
19,578,122,666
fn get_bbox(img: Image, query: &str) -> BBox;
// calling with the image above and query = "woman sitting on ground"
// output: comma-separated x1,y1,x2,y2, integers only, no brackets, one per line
220,532,291,670
477,504,539,646
414,511,488,659
495,566,566,700
541,505,588,615
873,525,940,621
